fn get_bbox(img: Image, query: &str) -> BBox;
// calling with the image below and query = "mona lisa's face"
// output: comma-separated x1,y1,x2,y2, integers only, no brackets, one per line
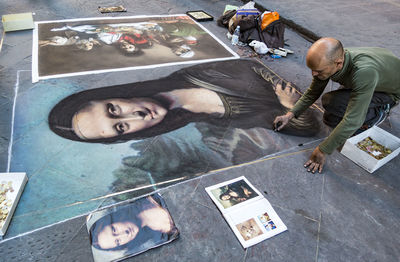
97,221,139,249
221,194,231,201
72,97,167,140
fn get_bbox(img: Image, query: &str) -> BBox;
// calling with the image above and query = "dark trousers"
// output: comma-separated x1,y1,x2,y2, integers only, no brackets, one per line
321,89,394,128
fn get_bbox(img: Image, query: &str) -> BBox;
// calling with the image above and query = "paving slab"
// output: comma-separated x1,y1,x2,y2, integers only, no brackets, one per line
318,152,400,262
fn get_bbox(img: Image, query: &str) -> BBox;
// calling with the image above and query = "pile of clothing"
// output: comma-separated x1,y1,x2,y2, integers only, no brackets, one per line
217,2,285,54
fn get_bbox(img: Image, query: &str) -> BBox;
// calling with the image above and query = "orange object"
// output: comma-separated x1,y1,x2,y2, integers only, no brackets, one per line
261,11,279,30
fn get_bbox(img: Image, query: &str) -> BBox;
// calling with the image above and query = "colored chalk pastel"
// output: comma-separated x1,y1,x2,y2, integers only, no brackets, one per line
2,12,34,32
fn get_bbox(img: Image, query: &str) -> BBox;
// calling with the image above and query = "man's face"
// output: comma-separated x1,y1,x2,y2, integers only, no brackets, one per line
307,56,340,80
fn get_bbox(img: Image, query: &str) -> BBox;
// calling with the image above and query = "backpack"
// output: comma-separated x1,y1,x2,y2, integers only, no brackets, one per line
239,16,285,49
217,9,285,49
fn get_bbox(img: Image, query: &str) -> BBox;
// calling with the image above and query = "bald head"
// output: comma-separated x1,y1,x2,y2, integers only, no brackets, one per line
306,37,344,80
308,37,344,63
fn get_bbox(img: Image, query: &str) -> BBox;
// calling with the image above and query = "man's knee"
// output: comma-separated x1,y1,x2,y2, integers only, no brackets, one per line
321,89,351,113
321,91,342,111
321,92,334,110
323,111,341,128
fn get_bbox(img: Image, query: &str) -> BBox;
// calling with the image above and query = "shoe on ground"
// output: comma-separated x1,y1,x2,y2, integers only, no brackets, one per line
352,104,391,136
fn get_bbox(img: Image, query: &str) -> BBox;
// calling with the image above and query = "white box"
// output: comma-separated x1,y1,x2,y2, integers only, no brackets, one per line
0,172,28,236
340,126,400,173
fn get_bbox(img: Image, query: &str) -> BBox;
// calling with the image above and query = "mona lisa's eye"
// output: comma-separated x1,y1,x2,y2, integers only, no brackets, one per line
133,111,146,118
115,122,128,135
107,103,120,116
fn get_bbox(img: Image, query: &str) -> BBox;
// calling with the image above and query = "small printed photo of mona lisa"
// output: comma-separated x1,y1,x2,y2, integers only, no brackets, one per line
211,178,258,209
86,194,179,262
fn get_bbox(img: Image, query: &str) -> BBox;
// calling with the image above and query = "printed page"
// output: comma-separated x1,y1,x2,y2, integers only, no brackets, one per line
86,193,179,262
205,176,264,214
225,198,287,248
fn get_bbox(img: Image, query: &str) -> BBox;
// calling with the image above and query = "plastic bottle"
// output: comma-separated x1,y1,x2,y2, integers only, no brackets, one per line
231,26,240,45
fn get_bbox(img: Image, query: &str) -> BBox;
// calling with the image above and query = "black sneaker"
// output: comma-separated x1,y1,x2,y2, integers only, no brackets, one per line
373,103,391,126
353,104,391,136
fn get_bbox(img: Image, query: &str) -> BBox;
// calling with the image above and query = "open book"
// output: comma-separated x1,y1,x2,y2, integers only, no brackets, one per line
205,176,287,248
86,193,179,262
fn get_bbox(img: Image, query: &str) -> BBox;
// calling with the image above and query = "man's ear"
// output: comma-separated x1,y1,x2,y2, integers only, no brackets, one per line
335,57,344,68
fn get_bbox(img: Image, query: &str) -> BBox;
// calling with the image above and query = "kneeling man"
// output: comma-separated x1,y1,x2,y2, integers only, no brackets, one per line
274,37,400,173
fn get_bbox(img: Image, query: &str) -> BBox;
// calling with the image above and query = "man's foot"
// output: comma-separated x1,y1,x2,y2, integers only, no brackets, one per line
353,104,391,136
370,104,391,127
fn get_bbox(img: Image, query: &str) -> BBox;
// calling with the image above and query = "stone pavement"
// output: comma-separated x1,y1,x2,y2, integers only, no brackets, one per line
254,0,400,56
0,0,399,261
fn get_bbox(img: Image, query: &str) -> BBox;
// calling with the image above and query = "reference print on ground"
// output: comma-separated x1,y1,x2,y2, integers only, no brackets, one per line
32,15,238,82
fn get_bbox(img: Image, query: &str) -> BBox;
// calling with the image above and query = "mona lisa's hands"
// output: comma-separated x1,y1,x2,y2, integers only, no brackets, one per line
304,146,326,173
139,198,173,233
139,207,173,232
273,111,294,131
273,82,301,109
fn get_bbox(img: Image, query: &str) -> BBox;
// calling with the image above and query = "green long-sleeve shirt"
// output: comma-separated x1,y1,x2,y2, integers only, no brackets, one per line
290,47,400,154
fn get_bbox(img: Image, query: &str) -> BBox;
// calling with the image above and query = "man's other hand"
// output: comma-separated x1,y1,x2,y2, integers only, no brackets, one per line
304,146,326,173
273,111,294,131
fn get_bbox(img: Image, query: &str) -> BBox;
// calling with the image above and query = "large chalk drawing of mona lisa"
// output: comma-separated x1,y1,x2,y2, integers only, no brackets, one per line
49,59,319,143
48,59,321,199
